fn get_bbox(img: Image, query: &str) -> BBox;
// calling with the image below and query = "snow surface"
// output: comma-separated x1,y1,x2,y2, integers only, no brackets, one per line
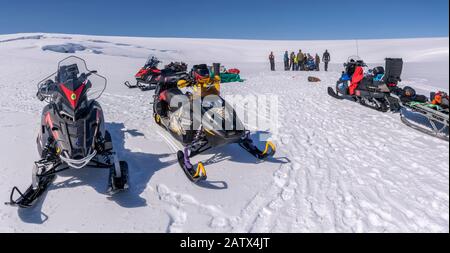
0,33,448,232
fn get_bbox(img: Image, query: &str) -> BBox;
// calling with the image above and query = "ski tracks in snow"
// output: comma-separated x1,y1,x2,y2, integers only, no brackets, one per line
215,71,449,232
108,71,448,233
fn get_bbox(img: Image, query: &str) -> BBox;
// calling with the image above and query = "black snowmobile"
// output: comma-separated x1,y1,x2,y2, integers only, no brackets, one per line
124,56,188,91
6,56,129,208
152,64,276,182
328,56,401,112
399,90,449,141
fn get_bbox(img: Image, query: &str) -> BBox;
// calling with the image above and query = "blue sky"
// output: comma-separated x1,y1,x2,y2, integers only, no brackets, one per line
0,0,448,40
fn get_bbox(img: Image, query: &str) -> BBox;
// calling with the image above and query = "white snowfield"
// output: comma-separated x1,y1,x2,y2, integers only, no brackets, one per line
0,33,448,232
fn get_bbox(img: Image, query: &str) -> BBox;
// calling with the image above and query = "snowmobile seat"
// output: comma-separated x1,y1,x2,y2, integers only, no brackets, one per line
161,68,176,76
358,77,373,91
164,62,188,73
357,76,383,91
159,88,187,113
384,58,403,85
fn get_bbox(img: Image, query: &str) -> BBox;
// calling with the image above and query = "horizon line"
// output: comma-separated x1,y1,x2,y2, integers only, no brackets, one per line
1,31,449,42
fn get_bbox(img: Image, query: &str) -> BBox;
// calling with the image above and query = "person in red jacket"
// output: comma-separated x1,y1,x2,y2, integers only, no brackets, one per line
432,91,449,109
348,66,364,95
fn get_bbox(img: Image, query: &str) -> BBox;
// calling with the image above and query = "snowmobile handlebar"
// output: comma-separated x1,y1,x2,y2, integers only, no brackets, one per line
79,70,97,80
36,70,97,101
344,61,367,67
86,70,97,77
37,80,57,101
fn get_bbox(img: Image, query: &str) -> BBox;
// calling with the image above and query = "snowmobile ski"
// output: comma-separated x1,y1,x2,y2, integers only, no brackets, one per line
124,80,156,91
177,150,207,183
327,87,345,100
239,137,276,160
124,80,137,88
6,175,55,208
107,160,130,195
6,163,58,208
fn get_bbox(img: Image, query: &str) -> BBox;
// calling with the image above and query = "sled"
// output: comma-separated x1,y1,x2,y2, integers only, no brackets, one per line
400,102,449,141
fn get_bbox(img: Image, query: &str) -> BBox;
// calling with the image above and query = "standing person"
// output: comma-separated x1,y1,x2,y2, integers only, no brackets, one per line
305,54,313,71
315,53,321,71
293,54,299,71
303,54,307,70
290,52,295,71
284,51,289,71
269,51,275,71
322,49,331,71
297,50,304,71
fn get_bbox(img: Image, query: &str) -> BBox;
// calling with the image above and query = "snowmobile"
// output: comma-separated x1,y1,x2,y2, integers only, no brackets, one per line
305,58,317,71
152,64,276,183
6,56,129,208
327,56,401,112
399,91,449,141
124,56,162,91
124,56,188,91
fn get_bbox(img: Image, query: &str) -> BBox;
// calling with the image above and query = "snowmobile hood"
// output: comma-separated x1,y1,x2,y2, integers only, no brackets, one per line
44,102,103,161
59,79,88,110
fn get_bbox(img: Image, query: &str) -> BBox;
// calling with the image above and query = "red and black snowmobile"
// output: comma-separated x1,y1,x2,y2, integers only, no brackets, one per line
125,56,189,91
6,56,129,208
124,56,162,91
328,56,401,112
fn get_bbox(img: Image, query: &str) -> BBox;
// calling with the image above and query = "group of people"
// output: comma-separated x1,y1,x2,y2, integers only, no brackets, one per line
268,50,331,72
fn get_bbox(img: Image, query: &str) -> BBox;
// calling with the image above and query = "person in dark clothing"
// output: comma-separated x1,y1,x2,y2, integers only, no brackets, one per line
315,54,320,71
269,52,275,71
303,55,307,70
297,50,304,71
284,51,289,71
322,50,330,71
399,86,428,104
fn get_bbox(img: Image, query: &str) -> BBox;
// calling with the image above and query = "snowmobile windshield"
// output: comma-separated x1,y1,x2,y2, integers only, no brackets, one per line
145,56,160,68
57,56,106,100
37,56,107,104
